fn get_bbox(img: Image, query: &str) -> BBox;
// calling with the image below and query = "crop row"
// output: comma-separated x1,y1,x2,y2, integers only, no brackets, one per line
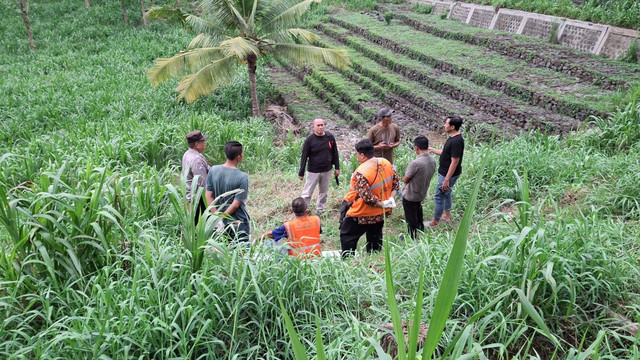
378,5,629,90
328,17,607,121
315,36,509,132
319,25,571,133
276,59,368,127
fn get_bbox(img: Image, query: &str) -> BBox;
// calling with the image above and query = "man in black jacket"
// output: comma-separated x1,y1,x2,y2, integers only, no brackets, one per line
299,118,340,213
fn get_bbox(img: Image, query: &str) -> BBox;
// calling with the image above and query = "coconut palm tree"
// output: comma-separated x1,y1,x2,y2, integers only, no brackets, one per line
147,0,350,116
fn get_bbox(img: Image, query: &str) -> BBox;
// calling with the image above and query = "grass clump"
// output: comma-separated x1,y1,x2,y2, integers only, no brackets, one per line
620,37,638,64
384,11,394,25
549,21,560,44
412,3,434,14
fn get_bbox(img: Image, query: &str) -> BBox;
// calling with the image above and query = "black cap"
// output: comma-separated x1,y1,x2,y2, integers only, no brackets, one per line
186,130,208,143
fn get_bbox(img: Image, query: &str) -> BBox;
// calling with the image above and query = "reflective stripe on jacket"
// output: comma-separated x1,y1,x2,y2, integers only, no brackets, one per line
345,157,394,218
284,216,322,257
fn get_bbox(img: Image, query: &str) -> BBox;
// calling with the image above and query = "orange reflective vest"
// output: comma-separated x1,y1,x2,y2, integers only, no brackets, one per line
345,157,395,218
284,216,322,257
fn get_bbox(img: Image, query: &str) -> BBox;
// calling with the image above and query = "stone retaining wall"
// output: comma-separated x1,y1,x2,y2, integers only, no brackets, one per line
410,0,639,60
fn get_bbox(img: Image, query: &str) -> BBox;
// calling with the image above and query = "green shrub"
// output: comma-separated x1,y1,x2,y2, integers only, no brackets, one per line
412,3,434,14
584,102,640,154
384,11,394,25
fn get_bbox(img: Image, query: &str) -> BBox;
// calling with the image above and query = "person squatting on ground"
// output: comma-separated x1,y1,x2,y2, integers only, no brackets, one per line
366,108,401,165
401,136,436,239
299,118,340,213
340,139,399,258
426,115,465,228
264,197,322,258
206,141,251,242
182,130,210,225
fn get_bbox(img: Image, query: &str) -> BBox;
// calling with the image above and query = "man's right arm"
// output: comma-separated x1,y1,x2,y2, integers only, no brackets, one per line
206,190,217,213
298,138,310,179
225,199,242,216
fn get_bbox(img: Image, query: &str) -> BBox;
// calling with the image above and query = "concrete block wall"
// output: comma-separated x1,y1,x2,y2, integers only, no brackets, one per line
408,0,639,60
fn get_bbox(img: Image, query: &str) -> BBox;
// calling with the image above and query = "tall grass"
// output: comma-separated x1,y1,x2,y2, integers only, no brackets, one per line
1,0,639,358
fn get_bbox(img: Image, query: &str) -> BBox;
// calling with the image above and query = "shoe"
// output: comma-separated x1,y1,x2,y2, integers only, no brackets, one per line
424,221,437,228
440,218,452,223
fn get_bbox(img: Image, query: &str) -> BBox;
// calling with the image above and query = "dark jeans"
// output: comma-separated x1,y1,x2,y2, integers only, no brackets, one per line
402,197,423,240
223,220,250,243
340,216,384,258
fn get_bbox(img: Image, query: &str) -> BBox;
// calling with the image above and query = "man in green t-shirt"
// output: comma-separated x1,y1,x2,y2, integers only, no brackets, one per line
206,141,250,242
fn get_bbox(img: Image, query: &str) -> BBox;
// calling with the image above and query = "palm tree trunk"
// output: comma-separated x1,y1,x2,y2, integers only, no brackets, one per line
19,0,35,52
247,54,260,117
121,0,129,25
140,0,148,26
85,0,90,8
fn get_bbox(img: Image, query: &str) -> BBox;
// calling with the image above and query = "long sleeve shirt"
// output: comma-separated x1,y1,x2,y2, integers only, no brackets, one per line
353,171,400,224
298,132,340,177
182,148,210,202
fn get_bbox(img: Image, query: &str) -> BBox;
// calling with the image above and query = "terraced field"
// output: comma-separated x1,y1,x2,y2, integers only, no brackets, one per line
269,3,640,143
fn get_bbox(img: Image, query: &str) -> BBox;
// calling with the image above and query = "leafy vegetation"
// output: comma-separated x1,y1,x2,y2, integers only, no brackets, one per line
2,0,640,359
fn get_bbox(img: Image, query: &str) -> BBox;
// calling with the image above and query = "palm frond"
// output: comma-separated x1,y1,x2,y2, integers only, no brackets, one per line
262,0,319,35
247,0,259,35
270,28,317,44
223,0,250,34
175,55,238,103
188,34,224,49
202,0,250,34
148,47,226,87
186,14,228,36
273,43,350,69
147,5,189,26
200,0,242,30
220,37,259,59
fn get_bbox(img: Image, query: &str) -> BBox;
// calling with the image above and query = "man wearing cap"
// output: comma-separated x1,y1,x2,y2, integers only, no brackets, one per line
299,118,340,213
182,130,210,225
366,108,401,164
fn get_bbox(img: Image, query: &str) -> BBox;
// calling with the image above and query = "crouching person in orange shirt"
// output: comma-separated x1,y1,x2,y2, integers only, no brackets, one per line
265,197,322,258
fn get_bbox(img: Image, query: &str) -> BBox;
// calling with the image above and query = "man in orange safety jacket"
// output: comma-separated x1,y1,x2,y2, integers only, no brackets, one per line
340,139,399,258
265,197,322,257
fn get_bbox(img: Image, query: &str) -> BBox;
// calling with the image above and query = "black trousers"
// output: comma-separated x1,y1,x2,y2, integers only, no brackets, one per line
340,216,384,257
402,197,424,240
194,197,207,226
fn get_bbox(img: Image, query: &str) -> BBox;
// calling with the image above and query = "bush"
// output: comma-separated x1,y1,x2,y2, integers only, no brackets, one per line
412,3,434,14
584,102,640,154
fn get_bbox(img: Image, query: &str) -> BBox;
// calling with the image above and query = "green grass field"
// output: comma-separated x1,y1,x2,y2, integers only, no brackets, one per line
1,0,639,359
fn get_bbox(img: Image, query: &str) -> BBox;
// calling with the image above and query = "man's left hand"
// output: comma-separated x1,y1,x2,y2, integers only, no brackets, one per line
334,169,340,177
